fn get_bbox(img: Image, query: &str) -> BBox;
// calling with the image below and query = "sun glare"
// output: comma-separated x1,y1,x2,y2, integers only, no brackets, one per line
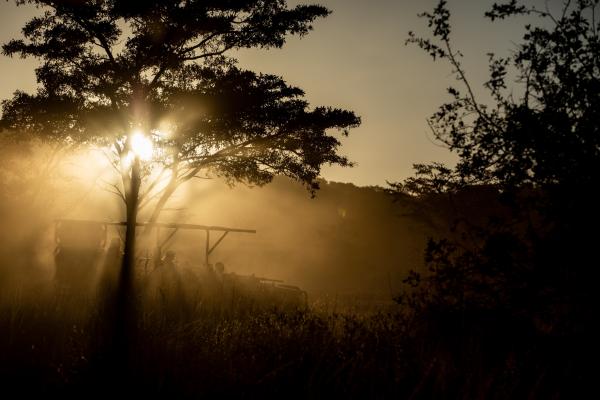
131,131,153,161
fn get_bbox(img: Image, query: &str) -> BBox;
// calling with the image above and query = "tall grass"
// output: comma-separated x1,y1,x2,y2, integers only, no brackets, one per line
0,282,407,398
0,273,590,399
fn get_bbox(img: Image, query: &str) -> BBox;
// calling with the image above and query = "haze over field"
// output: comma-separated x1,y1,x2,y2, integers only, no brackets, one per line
0,143,427,296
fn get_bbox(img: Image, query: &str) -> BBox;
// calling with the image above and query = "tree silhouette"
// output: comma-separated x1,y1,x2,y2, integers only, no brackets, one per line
393,0,598,344
403,0,600,190
1,0,359,373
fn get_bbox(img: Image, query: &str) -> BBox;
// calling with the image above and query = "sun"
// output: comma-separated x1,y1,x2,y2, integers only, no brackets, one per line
130,131,153,161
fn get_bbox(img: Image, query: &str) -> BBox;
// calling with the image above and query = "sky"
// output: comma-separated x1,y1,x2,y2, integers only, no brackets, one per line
0,0,554,187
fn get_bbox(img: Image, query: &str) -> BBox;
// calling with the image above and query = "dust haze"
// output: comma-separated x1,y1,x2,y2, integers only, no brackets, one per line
0,140,427,305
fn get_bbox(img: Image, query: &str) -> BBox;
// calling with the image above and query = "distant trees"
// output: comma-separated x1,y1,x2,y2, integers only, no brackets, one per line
392,0,599,331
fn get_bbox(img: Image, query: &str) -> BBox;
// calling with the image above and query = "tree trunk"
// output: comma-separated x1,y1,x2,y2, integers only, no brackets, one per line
113,156,141,380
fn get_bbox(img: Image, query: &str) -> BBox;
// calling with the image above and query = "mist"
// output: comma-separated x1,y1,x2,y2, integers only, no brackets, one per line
0,141,428,306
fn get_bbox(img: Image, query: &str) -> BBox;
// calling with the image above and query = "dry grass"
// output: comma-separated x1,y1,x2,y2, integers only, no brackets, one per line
0,273,591,399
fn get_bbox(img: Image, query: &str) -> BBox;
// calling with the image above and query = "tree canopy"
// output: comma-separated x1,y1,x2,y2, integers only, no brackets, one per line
1,0,360,223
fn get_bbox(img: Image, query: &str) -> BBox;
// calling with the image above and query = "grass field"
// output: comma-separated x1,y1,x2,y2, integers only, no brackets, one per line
0,272,590,399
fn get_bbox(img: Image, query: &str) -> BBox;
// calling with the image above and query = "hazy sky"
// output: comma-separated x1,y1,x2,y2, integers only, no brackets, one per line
0,1,553,186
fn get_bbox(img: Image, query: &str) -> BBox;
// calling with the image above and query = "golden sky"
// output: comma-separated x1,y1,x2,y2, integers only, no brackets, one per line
0,0,551,186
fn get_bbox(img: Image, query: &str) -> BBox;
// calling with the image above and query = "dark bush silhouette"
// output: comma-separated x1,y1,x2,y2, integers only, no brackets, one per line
390,1,599,397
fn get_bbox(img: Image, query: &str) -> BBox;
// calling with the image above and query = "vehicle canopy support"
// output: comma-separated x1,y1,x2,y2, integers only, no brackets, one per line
55,219,256,267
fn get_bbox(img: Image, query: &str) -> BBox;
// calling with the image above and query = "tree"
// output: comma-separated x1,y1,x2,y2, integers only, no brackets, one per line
1,0,360,372
389,3,599,394
1,0,359,288
403,0,600,190
394,0,599,333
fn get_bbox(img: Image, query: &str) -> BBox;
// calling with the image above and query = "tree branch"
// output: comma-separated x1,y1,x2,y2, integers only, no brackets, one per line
180,31,230,54
181,44,235,61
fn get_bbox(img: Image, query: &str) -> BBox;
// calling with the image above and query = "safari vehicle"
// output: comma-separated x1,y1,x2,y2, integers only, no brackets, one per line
220,273,308,310
53,219,308,308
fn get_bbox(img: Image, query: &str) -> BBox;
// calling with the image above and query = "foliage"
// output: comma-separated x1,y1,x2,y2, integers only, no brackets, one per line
1,0,360,220
406,0,600,189
393,0,599,343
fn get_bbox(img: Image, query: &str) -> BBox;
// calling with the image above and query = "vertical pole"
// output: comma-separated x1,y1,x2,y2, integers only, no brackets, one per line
205,229,210,266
